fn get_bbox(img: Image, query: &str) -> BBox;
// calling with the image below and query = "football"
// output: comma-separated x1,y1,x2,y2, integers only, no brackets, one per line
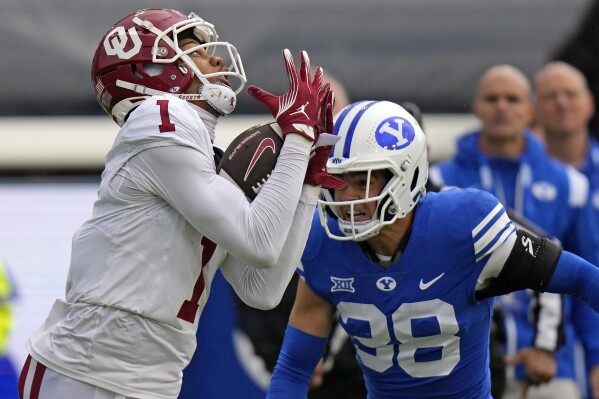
217,121,284,201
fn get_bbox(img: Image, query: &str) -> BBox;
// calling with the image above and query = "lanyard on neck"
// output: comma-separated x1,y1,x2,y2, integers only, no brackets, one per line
479,162,531,215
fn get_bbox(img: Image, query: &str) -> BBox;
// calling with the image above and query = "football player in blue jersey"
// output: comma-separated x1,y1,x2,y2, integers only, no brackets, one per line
265,100,599,399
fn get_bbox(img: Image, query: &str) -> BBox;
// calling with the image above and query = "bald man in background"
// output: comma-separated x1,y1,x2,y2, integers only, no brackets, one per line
534,61,599,399
430,64,599,399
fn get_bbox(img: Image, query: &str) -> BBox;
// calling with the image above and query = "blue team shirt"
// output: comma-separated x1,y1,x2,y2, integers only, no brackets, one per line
431,130,599,381
581,136,599,217
574,136,599,376
300,188,514,399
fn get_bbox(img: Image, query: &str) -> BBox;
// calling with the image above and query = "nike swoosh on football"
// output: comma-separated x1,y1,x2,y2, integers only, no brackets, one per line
419,272,445,290
244,138,276,181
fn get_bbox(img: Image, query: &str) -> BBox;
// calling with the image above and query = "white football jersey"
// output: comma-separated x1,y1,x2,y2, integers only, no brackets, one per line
27,93,317,399
27,96,239,399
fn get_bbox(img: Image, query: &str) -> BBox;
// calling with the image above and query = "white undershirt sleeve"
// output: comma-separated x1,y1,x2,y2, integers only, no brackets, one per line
220,184,320,310
128,135,311,269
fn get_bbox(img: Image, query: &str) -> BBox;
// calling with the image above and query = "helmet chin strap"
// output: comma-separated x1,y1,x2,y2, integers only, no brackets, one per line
336,196,400,241
115,79,237,116
197,81,237,115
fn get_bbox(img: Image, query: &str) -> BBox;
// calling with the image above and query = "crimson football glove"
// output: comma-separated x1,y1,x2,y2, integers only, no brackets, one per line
305,86,346,189
248,49,322,142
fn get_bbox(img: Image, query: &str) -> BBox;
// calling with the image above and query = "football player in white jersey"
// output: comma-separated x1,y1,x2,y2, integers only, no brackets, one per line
19,8,343,399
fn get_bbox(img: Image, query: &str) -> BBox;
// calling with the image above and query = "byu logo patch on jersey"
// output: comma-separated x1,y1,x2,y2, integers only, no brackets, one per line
376,276,397,292
375,116,415,151
330,277,355,293
531,181,558,202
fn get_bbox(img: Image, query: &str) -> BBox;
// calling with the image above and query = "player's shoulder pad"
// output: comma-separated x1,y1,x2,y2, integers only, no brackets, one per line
426,188,504,244
435,187,501,218
127,94,202,137
133,93,186,115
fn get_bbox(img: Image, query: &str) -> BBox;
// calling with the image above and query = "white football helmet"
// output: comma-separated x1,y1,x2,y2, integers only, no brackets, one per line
318,100,428,241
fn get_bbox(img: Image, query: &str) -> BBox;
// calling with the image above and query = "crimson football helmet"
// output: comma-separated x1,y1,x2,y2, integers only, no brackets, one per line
91,8,247,125
318,101,428,241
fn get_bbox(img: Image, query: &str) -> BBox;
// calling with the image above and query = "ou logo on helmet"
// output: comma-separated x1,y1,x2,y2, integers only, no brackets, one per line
375,117,415,151
104,26,142,60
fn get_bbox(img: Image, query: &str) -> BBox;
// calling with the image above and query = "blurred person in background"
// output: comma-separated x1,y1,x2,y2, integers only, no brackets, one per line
534,60,599,399
423,107,507,398
429,64,599,399
18,7,339,399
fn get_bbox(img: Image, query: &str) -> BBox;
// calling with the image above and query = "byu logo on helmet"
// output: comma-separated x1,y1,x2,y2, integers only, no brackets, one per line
103,26,142,60
319,100,428,242
375,117,415,151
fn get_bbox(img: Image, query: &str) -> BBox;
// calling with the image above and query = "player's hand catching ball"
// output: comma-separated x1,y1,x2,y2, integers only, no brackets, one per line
248,49,322,142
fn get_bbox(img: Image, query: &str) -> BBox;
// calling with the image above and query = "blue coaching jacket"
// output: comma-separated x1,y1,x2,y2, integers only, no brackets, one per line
573,136,599,385
429,130,599,381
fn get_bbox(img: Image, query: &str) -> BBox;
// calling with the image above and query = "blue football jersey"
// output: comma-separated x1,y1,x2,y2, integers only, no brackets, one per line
299,188,516,399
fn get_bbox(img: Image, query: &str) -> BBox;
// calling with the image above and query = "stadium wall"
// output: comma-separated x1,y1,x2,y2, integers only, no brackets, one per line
0,114,479,171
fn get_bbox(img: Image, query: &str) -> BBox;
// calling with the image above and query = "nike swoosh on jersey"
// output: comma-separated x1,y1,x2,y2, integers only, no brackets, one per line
419,272,445,290
244,138,276,181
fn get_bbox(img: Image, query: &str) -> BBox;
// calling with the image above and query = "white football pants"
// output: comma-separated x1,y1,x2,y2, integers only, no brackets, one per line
19,355,131,399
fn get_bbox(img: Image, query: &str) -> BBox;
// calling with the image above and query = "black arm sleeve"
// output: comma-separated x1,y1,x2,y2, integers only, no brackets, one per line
476,229,562,300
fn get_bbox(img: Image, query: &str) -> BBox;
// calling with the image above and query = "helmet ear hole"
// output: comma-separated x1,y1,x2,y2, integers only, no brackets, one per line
131,64,143,80
142,64,164,77
378,170,397,222
410,167,420,192
381,195,395,222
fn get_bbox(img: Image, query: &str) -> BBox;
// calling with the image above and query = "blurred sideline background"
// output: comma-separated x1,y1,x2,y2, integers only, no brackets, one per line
0,0,595,392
